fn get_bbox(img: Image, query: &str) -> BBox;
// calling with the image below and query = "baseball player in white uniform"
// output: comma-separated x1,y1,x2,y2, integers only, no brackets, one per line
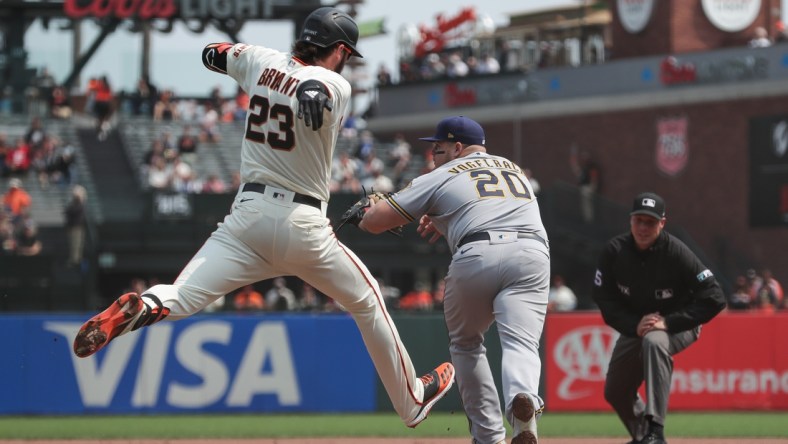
360,116,550,444
72,7,454,427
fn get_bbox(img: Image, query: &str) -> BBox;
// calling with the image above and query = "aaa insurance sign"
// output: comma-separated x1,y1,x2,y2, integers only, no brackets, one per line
545,313,788,411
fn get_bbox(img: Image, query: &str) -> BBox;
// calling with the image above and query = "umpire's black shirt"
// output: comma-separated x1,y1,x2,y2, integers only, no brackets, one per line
592,230,726,337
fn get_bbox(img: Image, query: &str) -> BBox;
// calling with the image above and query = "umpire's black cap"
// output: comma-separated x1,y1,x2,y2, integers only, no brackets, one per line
630,192,666,219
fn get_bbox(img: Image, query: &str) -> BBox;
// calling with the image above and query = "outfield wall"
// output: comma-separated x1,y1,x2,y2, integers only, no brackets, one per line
0,312,785,414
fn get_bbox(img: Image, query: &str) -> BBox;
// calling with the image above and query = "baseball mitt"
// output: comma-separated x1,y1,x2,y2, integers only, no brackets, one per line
336,188,402,236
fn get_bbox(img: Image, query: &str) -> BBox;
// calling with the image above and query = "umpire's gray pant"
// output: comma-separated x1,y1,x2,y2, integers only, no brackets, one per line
604,327,700,440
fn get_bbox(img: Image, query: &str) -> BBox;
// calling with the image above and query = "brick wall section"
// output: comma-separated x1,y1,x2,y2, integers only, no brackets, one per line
612,0,777,59
463,95,788,287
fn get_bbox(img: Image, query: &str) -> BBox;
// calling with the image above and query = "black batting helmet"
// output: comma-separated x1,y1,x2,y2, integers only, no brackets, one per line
298,7,363,58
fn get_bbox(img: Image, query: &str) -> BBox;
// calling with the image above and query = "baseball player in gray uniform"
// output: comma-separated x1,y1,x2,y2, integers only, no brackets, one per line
360,116,550,444
72,6,454,427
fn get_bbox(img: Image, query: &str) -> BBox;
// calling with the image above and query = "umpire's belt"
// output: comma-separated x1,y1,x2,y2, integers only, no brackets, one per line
457,231,548,249
242,183,321,209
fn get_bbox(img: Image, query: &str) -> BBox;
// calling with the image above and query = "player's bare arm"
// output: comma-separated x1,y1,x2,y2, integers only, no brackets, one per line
359,198,409,234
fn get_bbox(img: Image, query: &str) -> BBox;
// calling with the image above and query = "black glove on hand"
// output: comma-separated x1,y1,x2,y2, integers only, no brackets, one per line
296,80,333,131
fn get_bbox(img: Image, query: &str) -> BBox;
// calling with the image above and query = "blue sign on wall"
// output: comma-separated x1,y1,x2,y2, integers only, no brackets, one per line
0,314,376,414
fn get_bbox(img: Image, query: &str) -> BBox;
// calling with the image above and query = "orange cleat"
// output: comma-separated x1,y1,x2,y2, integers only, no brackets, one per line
73,292,146,358
406,362,455,428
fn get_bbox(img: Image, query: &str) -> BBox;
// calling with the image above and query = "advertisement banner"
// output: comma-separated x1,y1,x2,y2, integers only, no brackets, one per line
545,312,788,411
0,314,375,414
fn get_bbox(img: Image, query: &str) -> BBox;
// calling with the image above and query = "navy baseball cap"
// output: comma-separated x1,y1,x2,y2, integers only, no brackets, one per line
419,116,485,145
630,192,666,219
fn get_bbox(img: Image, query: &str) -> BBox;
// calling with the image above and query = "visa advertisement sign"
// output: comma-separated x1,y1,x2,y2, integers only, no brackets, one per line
545,313,788,411
1,314,375,414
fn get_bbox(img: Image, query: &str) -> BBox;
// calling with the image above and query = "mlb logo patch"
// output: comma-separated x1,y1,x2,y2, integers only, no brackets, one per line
696,269,713,282
273,192,285,201
655,289,673,300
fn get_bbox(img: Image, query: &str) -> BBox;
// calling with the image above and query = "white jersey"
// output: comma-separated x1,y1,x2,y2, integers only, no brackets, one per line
387,151,547,253
226,43,351,202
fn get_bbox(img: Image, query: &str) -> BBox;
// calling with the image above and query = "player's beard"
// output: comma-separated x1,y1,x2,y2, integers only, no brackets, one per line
334,57,347,74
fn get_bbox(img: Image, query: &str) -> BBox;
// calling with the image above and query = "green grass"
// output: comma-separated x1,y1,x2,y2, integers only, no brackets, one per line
0,412,786,439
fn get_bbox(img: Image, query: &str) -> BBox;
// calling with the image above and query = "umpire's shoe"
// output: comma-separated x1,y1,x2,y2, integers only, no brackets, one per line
406,362,455,428
639,432,667,444
512,393,542,444
73,292,169,357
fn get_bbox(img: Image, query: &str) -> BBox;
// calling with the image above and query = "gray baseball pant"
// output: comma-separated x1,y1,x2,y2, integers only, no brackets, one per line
604,327,700,440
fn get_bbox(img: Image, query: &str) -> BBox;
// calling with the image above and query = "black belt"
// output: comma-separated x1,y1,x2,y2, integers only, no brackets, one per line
242,183,322,209
457,231,548,249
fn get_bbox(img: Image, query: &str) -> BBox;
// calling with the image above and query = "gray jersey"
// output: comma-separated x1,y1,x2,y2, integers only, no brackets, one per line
387,151,547,252
226,44,351,202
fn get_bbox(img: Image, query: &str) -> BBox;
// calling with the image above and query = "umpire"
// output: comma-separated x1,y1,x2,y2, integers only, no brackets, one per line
592,192,726,444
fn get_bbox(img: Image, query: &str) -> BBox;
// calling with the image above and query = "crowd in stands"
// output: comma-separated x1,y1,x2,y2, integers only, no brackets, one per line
1,178,41,256
1,117,76,188
1,115,82,258
728,268,785,313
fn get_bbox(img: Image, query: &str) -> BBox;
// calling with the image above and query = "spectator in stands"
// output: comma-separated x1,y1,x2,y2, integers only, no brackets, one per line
6,138,31,176
64,184,87,267
25,117,47,152
376,277,401,310
354,130,375,161
548,274,578,312
233,284,265,311
432,279,446,311
376,63,392,86
359,150,385,183
749,26,772,48
341,114,360,140
84,77,98,115
421,53,446,80
233,86,249,121
176,125,199,166
50,86,72,119
727,275,753,310
54,143,77,187
570,147,601,223
202,174,227,194
0,86,11,116
398,282,434,311
207,85,224,111
15,219,42,256
265,277,297,311
364,168,395,194
199,102,221,143
131,75,158,116
330,151,361,193
476,52,501,75
92,76,114,140
153,90,179,121
0,213,16,255
776,20,788,43
753,268,784,312
0,132,8,177
147,155,173,190
3,178,31,217
33,136,59,189
30,67,56,116
388,133,412,186
446,52,469,78
171,156,200,193
298,282,324,312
